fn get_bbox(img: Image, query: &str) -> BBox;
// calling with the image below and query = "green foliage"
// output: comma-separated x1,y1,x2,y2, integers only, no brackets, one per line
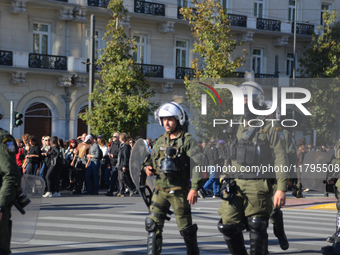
80,0,156,140
298,11,340,144
180,0,245,139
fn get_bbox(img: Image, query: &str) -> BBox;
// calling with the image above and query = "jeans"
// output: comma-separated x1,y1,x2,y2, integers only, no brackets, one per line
85,161,100,193
203,178,220,196
39,163,46,179
25,163,39,175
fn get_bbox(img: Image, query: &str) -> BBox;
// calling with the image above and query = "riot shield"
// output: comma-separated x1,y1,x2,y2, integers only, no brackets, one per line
129,139,155,207
12,175,45,242
301,150,334,192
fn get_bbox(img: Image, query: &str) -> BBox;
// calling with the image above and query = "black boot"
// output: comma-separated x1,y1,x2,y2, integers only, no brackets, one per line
180,224,199,255
271,208,289,250
248,217,268,255
217,219,247,255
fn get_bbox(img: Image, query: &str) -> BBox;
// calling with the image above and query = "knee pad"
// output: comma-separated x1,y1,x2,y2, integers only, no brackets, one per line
180,224,198,238
247,217,268,233
217,219,243,237
145,217,157,232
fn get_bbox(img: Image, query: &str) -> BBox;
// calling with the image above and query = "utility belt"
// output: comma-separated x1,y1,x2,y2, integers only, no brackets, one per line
226,139,270,166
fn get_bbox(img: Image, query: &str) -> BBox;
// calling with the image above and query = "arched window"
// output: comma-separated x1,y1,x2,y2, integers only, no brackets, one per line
77,105,88,137
25,103,51,143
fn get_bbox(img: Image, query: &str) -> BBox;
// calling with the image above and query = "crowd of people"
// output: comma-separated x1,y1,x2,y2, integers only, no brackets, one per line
15,132,157,198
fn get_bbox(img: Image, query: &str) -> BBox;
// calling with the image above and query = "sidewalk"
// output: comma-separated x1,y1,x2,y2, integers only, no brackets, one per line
284,191,337,210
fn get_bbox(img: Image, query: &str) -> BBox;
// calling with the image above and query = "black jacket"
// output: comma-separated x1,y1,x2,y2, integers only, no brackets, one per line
205,144,219,166
117,143,130,171
109,141,121,166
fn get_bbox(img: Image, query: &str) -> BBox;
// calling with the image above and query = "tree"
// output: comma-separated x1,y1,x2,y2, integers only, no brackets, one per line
298,10,340,144
180,0,245,139
80,0,156,140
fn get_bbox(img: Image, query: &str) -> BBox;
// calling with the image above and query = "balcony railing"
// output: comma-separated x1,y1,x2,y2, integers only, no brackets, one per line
255,73,278,86
177,6,197,20
176,67,195,79
88,0,110,8
227,14,247,27
136,64,163,78
256,18,281,31
292,22,314,35
29,53,67,70
0,51,13,66
55,0,68,2
134,0,165,16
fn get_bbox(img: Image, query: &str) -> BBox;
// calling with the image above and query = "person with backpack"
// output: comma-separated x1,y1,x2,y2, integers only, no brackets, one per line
84,135,101,195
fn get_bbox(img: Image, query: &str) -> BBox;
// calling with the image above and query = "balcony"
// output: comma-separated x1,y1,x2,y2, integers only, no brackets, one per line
177,6,197,20
28,53,67,70
0,51,13,66
292,22,314,35
176,67,195,79
88,0,110,8
134,0,165,16
255,73,278,86
227,14,247,27
136,64,163,78
256,18,281,31
55,0,68,2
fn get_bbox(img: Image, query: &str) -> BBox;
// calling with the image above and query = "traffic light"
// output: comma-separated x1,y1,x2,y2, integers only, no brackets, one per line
13,112,23,127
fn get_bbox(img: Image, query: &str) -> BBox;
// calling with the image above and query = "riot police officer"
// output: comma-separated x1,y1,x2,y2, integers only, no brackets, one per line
0,114,22,255
144,102,203,255
217,82,288,255
322,141,340,255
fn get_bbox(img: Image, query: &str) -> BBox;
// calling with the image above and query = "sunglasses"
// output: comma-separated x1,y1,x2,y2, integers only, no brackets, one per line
113,136,118,138
45,139,50,141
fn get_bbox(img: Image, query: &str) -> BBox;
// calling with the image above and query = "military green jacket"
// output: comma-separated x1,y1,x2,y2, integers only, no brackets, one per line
0,128,21,208
145,130,203,191
283,129,298,178
231,117,289,191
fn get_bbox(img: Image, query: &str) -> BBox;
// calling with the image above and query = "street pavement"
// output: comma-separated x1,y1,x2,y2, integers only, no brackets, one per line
11,190,337,255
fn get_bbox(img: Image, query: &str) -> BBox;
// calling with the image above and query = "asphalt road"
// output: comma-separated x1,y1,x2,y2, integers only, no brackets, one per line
10,190,336,255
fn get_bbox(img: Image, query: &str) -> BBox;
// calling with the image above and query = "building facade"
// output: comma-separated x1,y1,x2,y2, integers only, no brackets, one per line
0,0,337,142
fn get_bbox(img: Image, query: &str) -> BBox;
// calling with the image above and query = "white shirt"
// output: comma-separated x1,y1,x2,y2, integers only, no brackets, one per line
100,145,109,157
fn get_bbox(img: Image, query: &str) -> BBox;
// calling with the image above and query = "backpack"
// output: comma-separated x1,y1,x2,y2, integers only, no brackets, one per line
98,146,103,161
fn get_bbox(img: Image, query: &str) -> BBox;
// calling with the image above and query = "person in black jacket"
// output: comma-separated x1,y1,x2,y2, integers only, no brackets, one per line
116,133,135,197
105,132,121,196
24,135,41,175
43,136,62,198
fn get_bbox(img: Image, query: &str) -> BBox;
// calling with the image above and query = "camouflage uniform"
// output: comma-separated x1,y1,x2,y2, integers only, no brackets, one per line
0,128,22,255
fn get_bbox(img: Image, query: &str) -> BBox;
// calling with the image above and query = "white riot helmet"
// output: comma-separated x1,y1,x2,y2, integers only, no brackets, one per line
155,102,186,126
239,81,265,107
264,100,281,120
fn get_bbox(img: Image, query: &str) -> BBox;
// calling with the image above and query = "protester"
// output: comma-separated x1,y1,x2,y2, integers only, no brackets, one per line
98,137,110,189
25,135,41,175
65,139,78,191
105,132,120,196
43,136,62,198
84,135,101,195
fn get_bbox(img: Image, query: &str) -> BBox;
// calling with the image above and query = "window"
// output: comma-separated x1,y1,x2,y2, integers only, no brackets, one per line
133,35,146,64
177,0,191,7
321,4,331,25
254,0,264,18
221,0,228,10
252,49,263,74
85,30,101,59
33,23,50,54
288,0,296,22
286,53,294,77
176,41,188,67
